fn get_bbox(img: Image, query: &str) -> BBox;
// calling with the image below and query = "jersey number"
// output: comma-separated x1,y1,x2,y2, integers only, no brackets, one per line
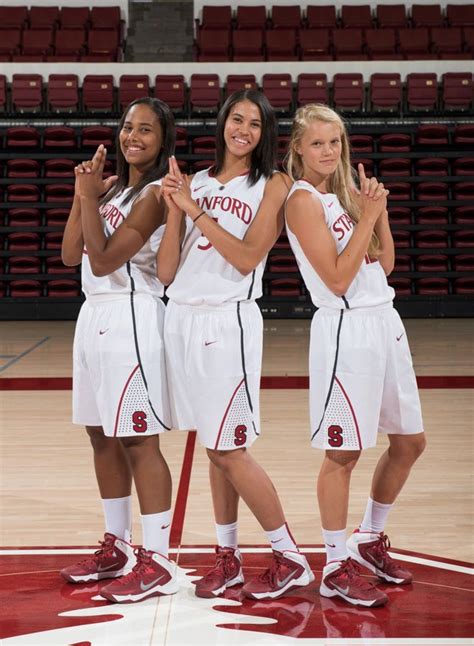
132,411,148,433
328,424,343,447
234,424,247,446
197,217,219,251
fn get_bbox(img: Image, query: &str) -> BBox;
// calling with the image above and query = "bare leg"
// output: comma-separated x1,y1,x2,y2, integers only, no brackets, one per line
209,461,239,524
207,448,285,531
121,435,171,514
371,433,426,504
317,450,361,530
86,425,132,498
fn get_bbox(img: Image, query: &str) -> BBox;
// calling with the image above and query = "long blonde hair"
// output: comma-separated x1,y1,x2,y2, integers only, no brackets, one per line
286,103,379,257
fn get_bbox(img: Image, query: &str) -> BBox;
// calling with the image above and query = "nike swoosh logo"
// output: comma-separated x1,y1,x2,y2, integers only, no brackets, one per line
328,202,334,208
99,329,109,335
396,333,405,341
140,574,165,591
193,185,207,192
161,524,170,530
368,554,385,569
325,543,336,548
204,341,217,346
332,583,350,595
270,538,284,544
276,568,299,589
97,562,120,572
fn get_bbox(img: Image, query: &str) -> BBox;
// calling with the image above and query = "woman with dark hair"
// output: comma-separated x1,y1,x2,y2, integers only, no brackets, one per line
60,98,179,603
158,89,314,600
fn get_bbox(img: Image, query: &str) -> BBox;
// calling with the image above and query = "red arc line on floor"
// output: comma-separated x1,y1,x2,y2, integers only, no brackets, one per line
0,376,473,390
170,430,196,549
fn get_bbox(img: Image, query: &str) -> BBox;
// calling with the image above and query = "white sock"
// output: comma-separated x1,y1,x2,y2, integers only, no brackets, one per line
141,510,171,557
101,496,132,543
322,528,348,564
265,522,298,552
360,497,393,533
216,521,238,549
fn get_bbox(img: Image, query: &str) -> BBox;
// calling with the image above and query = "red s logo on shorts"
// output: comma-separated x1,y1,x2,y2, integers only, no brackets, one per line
328,424,343,447
234,424,247,446
132,411,148,433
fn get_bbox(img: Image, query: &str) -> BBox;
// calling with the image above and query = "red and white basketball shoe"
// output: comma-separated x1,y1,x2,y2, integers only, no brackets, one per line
320,558,388,607
60,533,135,583
100,548,179,603
347,530,413,584
242,550,314,600
194,546,244,598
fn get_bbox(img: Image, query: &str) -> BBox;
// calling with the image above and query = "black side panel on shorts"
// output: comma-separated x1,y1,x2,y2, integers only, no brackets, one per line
237,301,259,436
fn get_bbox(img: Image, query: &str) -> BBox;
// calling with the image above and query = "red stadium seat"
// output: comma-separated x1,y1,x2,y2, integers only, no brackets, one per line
12,74,43,112
43,126,77,148
7,208,41,227
196,5,232,32
7,232,41,250
411,4,443,28
60,7,90,30
46,257,77,274
393,254,411,272
268,278,302,297
0,30,22,59
453,277,474,295
406,74,438,111
453,182,474,201
415,206,449,224
349,134,374,152
365,29,401,60
0,6,28,30
7,159,40,178
268,255,299,272
235,5,267,30
447,4,474,27
333,74,365,111
370,73,402,111
29,6,60,30
299,28,332,60
432,28,468,58
86,29,120,61
90,6,123,35
453,158,474,175
306,5,337,29
262,74,293,112
53,29,85,59
388,277,412,296
416,182,449,201
81,126,115,148
45,184,74,204
265,28,298,61
415,158,449,176
416,278,449,295
9,256,41,274
45,208,70,226
47,74,80,112
453,125,474,144
44,159,76,178
7,127,40,147
119,75,150,109
47,279,81,297
296,74,328,106
231,29,264,61
271,5,302,30
415,230,449,248
7,184,40,203
196,29,230,61
190,74,221,113
192,136,216,154
332,29,368,60
341,4,373,29
415,255,448,272
453,254,474,271
453,230,474,247
416,124,448,144
82,75,115,112
226,75,257,96
385,182,411,201
398,28,433,59
379,158,411,176
44,232,64,250
388,207,411,224
376,4,407,29
21,29,54,57
392,230,411,248
442,73,473,111
10,280,42,297
155,75,186,112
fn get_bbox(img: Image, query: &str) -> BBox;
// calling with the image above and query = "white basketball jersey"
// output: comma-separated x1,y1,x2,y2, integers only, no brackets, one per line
81,179,165,298
166,168,267,305
285,180,394,309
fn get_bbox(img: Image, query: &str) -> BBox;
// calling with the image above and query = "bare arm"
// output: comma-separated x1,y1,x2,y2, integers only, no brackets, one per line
286,168,387,296
162,157,291,276
374,210,395,275
61,194,84,266
77,145,165,277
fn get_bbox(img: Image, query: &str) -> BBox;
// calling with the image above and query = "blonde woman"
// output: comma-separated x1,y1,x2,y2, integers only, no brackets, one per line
285,104,425,607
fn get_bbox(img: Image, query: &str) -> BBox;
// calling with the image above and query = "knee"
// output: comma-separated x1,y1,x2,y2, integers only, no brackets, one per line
391,433,426,464
325,449,361,475
206,447,245,473
120,435,159,458
86,425,113,452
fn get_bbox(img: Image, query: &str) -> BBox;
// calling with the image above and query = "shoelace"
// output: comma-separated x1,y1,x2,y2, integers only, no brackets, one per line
372,533,392,563
114,548,150,585
256,552,285,585
206,549,236,580
340,558,378,591
77,536,114,566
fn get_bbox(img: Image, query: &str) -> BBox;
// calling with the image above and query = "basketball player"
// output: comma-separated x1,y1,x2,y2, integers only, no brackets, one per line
285,104,426,607
60,98,179,603
158,89,314,600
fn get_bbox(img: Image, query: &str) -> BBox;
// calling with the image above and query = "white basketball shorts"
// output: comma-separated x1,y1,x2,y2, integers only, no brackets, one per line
73,293,171,437
164,300,262,450
310,303,424,450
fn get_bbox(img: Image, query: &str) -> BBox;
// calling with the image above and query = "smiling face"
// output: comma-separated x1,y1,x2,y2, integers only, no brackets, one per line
296,119,343,184
119,103,163,172
223,99,262,162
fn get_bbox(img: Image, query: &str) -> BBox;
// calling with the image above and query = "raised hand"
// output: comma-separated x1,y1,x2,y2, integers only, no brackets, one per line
75,145,118,199
357,163,388,223
162,155,195,213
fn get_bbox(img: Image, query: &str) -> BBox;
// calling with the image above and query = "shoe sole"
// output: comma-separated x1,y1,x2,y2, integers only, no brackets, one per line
319,582,388,607
243,569,315,600
100,579,179,603
347,546,412,585
195,573,244,598
61,567,131,583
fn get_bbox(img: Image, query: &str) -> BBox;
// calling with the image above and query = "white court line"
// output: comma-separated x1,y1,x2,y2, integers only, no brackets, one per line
1,547,473,575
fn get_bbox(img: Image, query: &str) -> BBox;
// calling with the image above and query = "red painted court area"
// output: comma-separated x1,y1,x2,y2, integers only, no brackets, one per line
1,548,472,644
